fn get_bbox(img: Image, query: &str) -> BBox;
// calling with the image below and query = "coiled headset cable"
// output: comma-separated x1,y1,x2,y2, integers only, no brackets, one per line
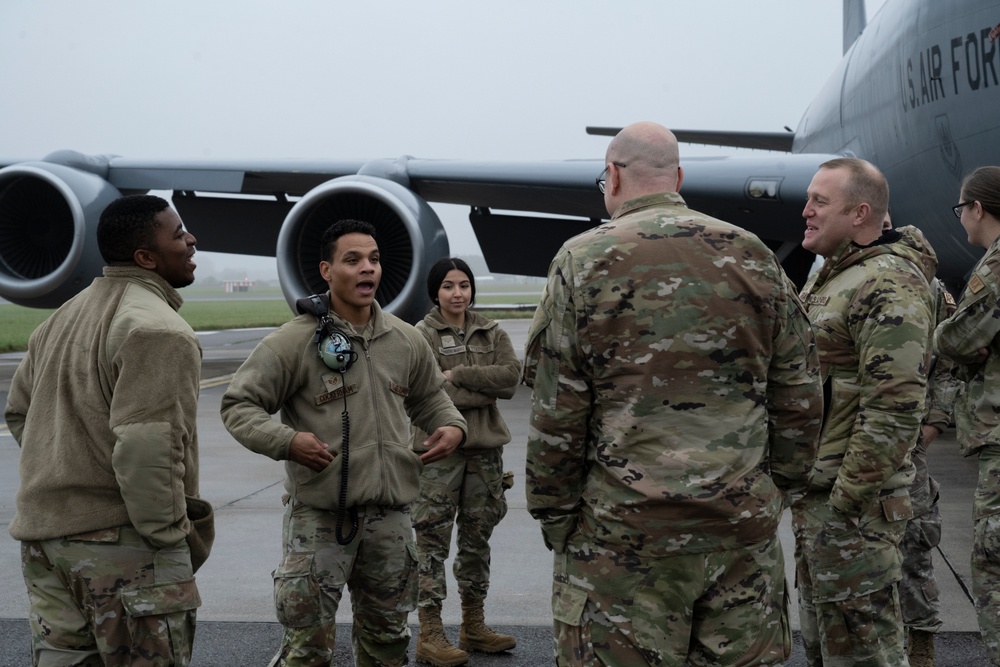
335,378,359,545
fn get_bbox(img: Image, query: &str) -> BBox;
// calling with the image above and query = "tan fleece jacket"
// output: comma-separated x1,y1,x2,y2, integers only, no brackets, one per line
412,308,520,450
220,300,467,510
5,267,202,546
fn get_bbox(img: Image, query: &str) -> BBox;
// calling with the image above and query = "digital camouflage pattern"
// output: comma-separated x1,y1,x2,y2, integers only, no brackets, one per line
551,533,790,666
923,280,961,437
413,449,509,609
792,493,909,667
410,306,519,619
525,191,822,556
524,191,822,664
268,502,417,667
21,526,199,667
795,225,936,666
899,436,943,632
971,449,1000,665
934,236,1000,664
935,235,1000,457
900,278,958,633
798,226,936,516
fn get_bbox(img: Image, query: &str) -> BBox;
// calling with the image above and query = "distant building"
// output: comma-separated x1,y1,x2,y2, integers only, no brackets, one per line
223,279,255,293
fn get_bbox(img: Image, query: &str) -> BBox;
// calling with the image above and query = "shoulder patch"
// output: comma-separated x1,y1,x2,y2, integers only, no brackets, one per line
942,290,956,307
969,274,986,294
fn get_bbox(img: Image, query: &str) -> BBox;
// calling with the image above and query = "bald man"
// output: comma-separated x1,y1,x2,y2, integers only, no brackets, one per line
523,121,823,666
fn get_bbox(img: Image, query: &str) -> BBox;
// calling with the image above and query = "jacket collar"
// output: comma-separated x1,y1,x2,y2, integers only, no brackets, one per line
611,191,687,221
328,298,392,341
101,265,184,311
424,307,495,336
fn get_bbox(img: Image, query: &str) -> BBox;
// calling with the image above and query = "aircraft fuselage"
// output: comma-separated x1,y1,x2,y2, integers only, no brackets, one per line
796,0,1000,285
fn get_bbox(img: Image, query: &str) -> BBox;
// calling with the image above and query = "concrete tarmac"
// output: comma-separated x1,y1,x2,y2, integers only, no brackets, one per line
0,320,992,665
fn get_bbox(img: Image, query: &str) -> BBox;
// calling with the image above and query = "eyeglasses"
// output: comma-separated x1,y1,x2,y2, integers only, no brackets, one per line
953,201,975,218
596,162,627,194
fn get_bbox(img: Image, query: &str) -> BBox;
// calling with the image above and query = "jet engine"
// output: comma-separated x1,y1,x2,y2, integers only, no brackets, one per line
0,157,449,324
276,175,449,324
0,160,121,308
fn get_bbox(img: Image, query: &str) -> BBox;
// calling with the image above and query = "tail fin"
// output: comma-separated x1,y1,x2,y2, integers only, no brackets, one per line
843,0,867,54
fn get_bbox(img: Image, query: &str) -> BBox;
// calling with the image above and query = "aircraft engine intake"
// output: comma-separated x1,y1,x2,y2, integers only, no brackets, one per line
0,163,121,308
276,175,449,324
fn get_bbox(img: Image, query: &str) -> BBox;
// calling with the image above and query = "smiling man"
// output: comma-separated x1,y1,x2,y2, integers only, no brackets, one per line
5,194,209,665
795,157,937,666
221,219,466,667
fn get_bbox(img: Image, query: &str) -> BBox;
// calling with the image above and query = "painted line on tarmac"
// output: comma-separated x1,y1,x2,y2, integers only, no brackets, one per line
201,374,235,390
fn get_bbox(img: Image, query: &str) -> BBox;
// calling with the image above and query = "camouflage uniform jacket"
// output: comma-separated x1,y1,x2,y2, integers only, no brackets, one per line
799,226,936,518
524,191,823,556
5,267,202,546
924,279,959,433
221,299,467,511
934,235,1000,456
411,308,520,450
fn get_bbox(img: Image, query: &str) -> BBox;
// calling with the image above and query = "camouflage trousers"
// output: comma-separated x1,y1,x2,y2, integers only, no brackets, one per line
412,448,508,609
972,445,1000,665
792,490,909,667
549,531,791,666
268,501,418,667
899,437,943,632
20,525,199,667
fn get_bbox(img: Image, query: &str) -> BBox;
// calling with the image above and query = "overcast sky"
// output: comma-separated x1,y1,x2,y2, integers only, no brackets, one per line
0,1,888,279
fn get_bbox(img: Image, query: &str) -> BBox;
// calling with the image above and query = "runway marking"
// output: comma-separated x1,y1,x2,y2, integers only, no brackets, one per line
197,327,277,337
201,374,235,390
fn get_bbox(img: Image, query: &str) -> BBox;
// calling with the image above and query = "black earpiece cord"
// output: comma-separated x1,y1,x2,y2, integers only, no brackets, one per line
335,380,359,545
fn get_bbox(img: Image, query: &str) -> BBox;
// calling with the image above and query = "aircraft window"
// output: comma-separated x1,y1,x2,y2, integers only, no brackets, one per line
746,179,781,201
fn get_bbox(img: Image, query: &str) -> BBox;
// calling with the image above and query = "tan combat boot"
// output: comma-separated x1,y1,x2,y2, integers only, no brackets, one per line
907,628,935,667
416,607,469,667
459,602,516,653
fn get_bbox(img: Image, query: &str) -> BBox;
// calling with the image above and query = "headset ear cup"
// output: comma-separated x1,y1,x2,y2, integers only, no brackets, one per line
318,328,356,372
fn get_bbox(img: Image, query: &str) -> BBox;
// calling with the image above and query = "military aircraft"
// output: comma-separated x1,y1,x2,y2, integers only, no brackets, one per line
0,0,998,322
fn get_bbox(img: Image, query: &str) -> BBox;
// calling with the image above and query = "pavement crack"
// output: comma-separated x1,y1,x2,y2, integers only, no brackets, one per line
217,480,285,510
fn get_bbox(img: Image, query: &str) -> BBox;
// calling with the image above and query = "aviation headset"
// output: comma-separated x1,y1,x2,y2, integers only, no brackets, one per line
297,294,358,373
295,293,360,544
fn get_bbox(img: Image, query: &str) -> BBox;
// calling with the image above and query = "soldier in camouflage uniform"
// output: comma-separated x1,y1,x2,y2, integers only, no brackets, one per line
933,165,1000,666
901,274,960,667
411,257,521,666
523,121,823,666
796,158,936,667
874,212,961,667
221,220,466,667
4,195,208,666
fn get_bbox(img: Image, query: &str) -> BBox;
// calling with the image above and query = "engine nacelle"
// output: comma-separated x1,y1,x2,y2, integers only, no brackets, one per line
277,175,449,324
0,162,121,308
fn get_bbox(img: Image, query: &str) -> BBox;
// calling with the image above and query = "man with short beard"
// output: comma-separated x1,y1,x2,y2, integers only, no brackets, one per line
6,194,210,666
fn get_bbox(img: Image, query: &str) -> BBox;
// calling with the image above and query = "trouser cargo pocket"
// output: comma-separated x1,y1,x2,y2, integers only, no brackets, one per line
273,551,321,627
121,578,200,660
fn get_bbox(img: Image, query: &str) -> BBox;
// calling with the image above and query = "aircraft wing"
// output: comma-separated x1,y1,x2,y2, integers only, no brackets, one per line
0,150,836,320
105,151,830,248
586,127,796,152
